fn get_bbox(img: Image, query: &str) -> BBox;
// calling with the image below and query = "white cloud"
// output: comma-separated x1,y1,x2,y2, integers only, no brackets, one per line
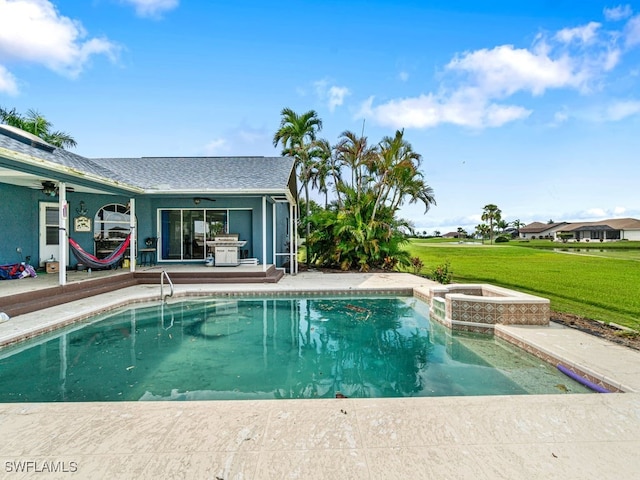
202,124,271,156
357,92,531,129
121,0,178,18
0,0,118,91
623,14,640,46
553,109,569,125
555,22,601,45
0,64,18,95
446,44,588,96
604,5,633,21
398,71,409,82
605,99,640,120
203,138,228,155
613,206,627,215
359,18,633,130
313,79,350,112
327,86,350,112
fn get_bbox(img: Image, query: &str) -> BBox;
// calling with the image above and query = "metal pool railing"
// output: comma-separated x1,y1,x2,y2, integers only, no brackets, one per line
160,270,174,303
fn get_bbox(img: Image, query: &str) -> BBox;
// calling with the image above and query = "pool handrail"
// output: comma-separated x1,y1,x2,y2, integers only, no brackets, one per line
160,270,174,302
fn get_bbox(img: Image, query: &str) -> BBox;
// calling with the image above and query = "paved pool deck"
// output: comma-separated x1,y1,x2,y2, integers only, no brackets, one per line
1,272,639,479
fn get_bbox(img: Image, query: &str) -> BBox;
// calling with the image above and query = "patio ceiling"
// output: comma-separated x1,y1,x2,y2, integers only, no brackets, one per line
0,166,120,195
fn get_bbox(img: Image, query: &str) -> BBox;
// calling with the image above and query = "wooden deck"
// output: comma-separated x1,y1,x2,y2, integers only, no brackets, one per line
0,264,284,318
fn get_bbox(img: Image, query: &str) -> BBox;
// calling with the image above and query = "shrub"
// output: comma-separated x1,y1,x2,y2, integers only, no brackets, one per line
410,256,424,274
430,261,452,284
495,235,510,243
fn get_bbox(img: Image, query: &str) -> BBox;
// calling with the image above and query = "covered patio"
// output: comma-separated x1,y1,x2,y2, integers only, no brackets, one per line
0,124,299,290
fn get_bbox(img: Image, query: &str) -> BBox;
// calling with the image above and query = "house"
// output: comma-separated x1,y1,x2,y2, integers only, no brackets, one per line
519,218,640,242
518,222,568,240
556,218,640,242
0,124,298,285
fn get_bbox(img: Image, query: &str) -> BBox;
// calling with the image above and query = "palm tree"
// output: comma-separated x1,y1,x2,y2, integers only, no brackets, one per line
371,130,435,222
511,219,526,237
481,204,502,244
475,223,490,244
334,130,378,204
273,108,323,267
0,107,77,149
308,138,336,208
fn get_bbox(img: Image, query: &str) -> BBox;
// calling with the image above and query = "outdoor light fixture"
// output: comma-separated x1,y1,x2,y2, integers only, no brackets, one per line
41,181,58,197
194,197,216,204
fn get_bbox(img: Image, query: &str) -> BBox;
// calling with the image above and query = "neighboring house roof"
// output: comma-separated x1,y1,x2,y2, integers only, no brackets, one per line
0,126,297,200
518,222,567,234
442,232,459,238
560,218,640,232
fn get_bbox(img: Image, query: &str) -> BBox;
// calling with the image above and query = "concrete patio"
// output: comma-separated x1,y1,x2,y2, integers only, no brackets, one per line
1,271,639,479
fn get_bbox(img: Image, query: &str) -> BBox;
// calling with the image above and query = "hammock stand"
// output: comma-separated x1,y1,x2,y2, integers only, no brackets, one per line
69,234,131,270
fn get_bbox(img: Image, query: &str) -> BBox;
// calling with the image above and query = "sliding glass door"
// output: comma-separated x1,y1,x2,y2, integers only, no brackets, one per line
160,209,227,261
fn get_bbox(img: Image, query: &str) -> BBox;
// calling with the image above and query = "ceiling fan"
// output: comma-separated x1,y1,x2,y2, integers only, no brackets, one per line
40,180,74,197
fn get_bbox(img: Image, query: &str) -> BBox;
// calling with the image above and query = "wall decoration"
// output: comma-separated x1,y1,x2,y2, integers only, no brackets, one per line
74,216,91,232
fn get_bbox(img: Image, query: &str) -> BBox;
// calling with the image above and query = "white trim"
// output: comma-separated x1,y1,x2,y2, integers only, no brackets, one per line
129,198,136,272
58,182,67,286
262,196,267,272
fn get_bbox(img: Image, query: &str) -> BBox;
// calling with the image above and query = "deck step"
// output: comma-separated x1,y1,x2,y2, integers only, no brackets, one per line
0,274,138,318
0,266,284,318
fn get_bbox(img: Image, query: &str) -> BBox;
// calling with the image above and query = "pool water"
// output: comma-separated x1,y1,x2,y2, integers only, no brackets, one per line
0,296,590,402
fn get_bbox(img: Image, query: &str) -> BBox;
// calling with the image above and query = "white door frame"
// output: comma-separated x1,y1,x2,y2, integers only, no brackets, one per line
39,201,69,267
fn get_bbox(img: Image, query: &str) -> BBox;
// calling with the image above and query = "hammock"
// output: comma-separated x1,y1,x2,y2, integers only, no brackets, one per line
69,234,131,269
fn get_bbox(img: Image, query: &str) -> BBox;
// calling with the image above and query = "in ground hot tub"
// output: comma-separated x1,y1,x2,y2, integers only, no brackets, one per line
416,284,550,333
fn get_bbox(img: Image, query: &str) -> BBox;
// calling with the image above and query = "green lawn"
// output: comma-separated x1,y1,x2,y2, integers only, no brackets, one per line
405,239,640,330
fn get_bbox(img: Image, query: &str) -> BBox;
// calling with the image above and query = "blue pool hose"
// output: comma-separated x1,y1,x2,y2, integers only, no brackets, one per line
556,364,611,393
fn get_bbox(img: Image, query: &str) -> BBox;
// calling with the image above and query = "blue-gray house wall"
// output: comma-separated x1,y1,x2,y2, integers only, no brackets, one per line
1,184,290,268
0,183,38,265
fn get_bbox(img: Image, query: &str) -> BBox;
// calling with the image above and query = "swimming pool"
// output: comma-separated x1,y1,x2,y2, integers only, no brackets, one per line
0,296,590,401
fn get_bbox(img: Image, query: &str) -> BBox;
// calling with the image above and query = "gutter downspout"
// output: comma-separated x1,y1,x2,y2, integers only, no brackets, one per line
262,196,267,272
129,198,136,272
289,202,295,275
58,182,67,286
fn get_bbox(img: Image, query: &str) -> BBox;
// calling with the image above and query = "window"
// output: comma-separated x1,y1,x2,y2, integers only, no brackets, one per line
94,204,131,241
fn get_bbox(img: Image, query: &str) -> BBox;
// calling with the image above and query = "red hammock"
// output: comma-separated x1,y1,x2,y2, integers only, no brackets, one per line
69,234,131,269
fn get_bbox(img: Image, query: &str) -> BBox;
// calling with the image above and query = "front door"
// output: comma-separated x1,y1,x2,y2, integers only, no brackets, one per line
39,202,68,267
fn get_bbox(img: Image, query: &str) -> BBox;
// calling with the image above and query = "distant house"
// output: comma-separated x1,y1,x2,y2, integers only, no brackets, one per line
0,124,298,285
518,222,568,240
556,218,640,242
520,218,640,242
442,231,460,239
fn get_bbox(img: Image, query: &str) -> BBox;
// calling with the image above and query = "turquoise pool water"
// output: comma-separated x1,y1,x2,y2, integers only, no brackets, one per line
0,296,590,401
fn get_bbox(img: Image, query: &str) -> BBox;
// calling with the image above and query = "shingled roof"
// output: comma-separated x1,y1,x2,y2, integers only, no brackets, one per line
0,125,296,198
561,218,640,232
518,221,567,234
91,156,296,193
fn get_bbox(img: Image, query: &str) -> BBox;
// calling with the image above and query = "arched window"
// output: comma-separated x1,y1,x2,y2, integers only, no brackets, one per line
94,203,131,241
93,203,133,257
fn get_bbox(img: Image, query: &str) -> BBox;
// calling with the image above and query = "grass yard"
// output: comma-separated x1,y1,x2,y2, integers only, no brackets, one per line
406,239,640,331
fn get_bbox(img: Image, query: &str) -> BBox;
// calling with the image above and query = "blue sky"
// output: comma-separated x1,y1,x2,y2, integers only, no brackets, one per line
1,0,639,234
